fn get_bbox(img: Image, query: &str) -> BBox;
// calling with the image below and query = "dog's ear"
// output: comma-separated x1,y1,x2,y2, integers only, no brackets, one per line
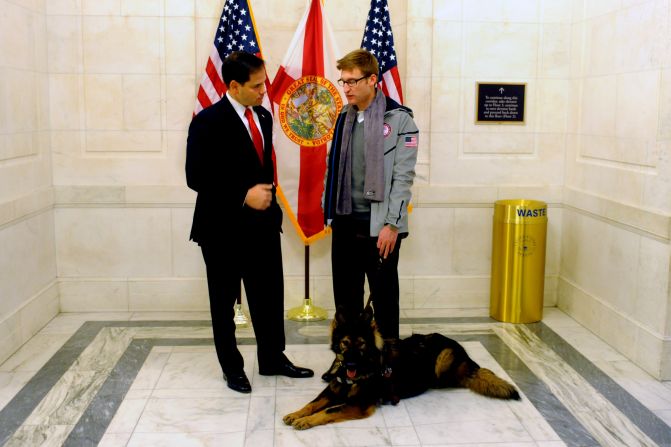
361,303,374,325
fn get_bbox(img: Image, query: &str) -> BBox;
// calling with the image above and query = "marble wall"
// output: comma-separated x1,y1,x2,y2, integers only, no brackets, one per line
1,0,669,378
0,0,58,365
47,0,565,315
559,0,671,379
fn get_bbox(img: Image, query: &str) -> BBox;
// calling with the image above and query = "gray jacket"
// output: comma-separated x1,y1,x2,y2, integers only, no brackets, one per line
323,97,419,236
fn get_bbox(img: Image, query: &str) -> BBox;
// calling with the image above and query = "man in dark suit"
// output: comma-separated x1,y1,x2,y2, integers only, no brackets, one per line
186,51,313,394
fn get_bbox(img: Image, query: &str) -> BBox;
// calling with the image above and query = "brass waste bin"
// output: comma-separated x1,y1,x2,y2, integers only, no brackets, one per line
490,199,547,323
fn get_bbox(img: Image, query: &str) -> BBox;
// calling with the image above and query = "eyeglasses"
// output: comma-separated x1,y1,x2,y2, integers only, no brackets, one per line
337,75,370,87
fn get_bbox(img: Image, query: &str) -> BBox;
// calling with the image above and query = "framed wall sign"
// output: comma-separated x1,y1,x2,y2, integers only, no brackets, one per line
476,82,526,124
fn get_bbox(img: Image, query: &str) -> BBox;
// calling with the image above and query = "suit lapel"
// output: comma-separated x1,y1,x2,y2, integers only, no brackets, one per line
221,96,261,164
254,105,273,156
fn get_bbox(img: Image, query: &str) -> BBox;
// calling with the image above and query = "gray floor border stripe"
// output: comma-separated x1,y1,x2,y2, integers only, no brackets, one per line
0,321,212,446
471,334,599,447
0,321,105,446
528,322,671,445
0,318,669,446
64,338,214,447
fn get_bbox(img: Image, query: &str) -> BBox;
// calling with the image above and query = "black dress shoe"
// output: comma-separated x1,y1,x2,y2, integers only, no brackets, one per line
259,359,314,378
223,371,251,393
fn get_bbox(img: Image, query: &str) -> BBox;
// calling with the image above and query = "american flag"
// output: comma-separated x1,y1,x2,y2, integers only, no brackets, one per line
360,0,404,104
194,0,265,115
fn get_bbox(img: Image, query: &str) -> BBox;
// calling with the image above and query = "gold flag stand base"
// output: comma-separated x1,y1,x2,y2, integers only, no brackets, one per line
287,246,328,322
233,303,249,328
287,297,328,322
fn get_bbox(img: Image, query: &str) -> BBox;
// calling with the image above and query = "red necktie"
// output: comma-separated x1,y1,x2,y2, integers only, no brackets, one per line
244,107,264,165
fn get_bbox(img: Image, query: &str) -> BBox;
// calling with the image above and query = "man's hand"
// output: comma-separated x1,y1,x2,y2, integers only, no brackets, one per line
377,224,398,259
244,184,273,210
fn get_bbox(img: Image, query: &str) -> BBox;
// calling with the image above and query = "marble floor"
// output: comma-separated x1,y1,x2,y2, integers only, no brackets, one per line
0,308,670,447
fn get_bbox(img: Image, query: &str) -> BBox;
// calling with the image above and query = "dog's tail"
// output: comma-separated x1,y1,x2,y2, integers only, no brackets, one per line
460,368,521,400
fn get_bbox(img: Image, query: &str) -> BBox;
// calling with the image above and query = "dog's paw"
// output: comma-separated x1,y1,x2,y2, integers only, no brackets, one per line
291,418,313,430
283,413,299,425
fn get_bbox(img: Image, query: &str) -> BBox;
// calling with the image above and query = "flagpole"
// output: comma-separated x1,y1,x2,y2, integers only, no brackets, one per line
287,245,328,321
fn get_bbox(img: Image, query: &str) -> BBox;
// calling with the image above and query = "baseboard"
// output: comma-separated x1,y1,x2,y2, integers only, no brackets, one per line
557,276,670,380
0,281,59,365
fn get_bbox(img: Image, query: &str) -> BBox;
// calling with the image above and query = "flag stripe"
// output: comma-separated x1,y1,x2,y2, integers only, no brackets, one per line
380,72,401,105
201,78,220,105
268,66,296,103
196,84,214,109
205,55,226,97
383,66,403,104
302,0,324,76
297,144,327,237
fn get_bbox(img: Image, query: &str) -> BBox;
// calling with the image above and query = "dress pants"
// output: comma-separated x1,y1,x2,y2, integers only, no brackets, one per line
200,229,286,375
331,216,401,339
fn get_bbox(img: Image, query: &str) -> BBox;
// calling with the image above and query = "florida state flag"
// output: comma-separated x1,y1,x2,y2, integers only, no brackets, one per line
269,0,344,244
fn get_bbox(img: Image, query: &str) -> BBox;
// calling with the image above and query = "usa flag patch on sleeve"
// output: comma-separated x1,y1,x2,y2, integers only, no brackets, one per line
404,135,418,148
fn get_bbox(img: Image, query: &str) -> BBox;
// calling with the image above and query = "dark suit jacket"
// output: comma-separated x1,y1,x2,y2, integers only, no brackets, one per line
186,96,281,245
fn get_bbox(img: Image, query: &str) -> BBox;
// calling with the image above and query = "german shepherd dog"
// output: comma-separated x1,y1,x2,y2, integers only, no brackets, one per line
283,305,520,430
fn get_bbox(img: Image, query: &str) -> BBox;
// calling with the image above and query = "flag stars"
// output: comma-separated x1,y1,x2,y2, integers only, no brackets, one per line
361,1,398,72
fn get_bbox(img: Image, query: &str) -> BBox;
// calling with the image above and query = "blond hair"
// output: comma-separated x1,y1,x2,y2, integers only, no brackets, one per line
336,49,379,78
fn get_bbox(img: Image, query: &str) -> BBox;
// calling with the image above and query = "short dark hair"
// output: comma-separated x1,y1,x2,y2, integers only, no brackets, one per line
222,51,265,87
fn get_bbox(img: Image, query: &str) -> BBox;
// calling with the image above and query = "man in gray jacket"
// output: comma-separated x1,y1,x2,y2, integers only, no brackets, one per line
322,49,418,395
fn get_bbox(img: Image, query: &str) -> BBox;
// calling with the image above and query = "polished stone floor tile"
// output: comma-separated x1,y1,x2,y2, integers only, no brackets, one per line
0,310,670,446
